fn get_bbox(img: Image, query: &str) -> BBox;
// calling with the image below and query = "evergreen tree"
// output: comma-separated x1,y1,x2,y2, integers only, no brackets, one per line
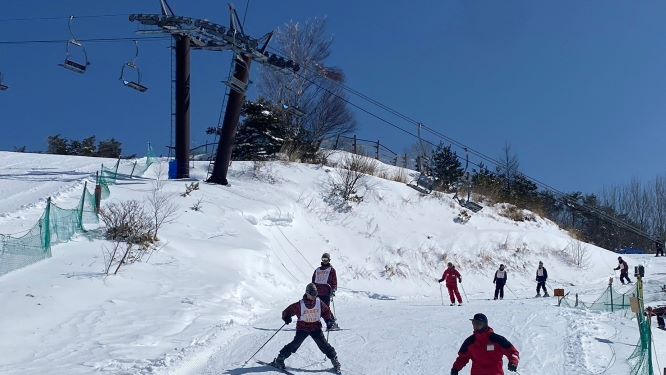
429,143,463,192
97,138,122,158
232,100,292,161
47,135,69,155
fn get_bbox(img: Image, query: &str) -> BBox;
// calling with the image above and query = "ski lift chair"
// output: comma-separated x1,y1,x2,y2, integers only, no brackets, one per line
120,41,148,92
60,16,90,74
407,173,436,194
452,172,483,213
0,73,7,91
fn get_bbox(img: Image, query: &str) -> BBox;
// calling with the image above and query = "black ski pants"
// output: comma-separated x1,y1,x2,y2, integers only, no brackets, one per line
536,281,547,294
620,272,632,284
494,281,505,299
656,248,664,257
279,329,337,360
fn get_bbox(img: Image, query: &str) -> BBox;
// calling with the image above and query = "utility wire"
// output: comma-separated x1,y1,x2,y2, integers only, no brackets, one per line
276,48,656,241
0,14,131,22
0,36,169,45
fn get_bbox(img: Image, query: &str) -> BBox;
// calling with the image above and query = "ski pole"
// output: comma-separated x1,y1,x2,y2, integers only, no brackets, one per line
439,284,444,306
460,283,469,303
242,322,287,368
506,285,519,299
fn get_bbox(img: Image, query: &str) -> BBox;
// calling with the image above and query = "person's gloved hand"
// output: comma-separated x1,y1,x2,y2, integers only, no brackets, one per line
508,363,517,372
493,280,496,284
450,369,459,375
458,278,462,283
331,290,336,297
438,278,443,283
283,316,292,325
326,320,334,330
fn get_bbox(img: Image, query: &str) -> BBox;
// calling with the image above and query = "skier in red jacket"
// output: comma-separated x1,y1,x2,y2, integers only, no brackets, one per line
451,313,520,375
438,262,463,306
270,283,341,372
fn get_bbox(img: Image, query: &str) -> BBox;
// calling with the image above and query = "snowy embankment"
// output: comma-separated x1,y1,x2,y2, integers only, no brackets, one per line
0,151,664,374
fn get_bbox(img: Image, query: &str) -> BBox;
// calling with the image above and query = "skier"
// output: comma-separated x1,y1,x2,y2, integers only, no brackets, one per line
535,261,549,297
312,252,339,330
451,313,520,375
438,262,463,306
270,283,341,373
493,264,507,300
656,241,664,257
646,306,666,329
614,257,632,285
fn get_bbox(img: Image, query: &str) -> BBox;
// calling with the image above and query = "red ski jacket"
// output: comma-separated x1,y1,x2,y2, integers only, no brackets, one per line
312,263,338,296
282,295,335,332
452,327,520,375
441,268,462,287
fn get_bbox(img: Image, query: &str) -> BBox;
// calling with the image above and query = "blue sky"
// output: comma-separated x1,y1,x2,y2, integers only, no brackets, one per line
1,1,665,193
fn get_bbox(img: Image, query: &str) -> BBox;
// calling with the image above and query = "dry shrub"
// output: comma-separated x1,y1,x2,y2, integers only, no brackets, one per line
100,200,153,245
330,154,377,203
498,204,536,222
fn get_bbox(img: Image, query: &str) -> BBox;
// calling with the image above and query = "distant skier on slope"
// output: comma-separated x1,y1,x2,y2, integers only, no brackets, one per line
614,257,632,285
493,264,507,300
438,262,463,306
535,261,549,297
656,240,664,257
312,252,339,330
269,283,341,372
450,313,520,375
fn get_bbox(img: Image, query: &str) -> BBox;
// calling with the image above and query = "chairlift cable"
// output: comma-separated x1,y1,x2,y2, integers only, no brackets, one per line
0,14,131,22
289,59,655,241
0,36,169,45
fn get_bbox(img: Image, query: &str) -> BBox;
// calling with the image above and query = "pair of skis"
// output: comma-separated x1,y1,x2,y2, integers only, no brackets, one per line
257,360,342,374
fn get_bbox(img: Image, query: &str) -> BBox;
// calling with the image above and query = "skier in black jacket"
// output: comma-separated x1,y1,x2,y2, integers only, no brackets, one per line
493,265,507,300
535,261,549,297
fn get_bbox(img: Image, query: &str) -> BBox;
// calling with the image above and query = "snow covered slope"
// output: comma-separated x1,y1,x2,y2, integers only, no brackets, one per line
0,151,663,375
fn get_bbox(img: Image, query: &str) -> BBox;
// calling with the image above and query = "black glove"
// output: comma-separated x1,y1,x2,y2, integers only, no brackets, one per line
458,278,462,283
331,290,336,297
450,369,459,375
508,363,517,372
283,316,292,325
326,320,334,330
438,278,444,283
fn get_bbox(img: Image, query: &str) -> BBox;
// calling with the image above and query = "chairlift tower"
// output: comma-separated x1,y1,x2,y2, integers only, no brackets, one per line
130,0,299,181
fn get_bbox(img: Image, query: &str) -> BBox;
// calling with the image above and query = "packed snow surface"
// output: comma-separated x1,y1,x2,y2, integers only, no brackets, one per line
0,151,664,375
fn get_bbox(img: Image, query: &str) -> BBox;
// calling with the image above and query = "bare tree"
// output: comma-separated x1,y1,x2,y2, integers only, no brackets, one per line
567,239,590,269
147,176,179,242
330,154,377,203
496,142,520,194
260,18,356,142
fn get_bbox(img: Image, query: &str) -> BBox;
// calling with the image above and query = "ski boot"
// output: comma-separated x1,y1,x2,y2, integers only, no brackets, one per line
544,292,550,297
450,303,455,306
331,356,341,373
269,355,286,370
458,303,463,306
535,293,541,298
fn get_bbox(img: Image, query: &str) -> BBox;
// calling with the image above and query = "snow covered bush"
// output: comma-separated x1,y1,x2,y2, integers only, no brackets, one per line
99,200,153,245
454,210,471,224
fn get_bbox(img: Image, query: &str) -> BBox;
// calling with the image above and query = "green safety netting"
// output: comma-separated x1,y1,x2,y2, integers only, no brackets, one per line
628,279,653,375
0,150,155,277
560,284,636,312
